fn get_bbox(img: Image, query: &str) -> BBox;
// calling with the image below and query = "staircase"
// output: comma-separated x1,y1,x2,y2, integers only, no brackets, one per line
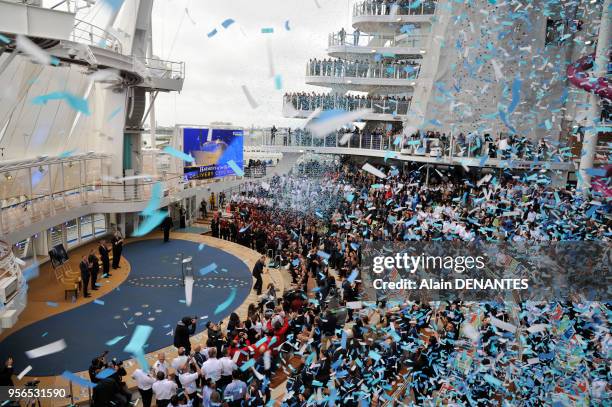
0,240,27,334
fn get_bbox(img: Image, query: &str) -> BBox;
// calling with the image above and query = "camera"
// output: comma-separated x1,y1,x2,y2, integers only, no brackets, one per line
25,380,40,388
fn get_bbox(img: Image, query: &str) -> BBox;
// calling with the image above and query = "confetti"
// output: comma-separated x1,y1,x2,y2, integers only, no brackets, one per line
124,325,153,370
16,365,32,380
227,160,244,177
284,20,291,31
132,210,168,237
362,163,387,179
0,34,11,44
184,276,194,306
162,146,195,163
207,29,218,38
62,371,97,388
222,18,235,29
214,288,237,314
16,35,59,66
26,339,67,359
105,336,126,346
241,85,260,109
199,262,217,275
32,92,91,115
261,28,274,34
306,109,372,138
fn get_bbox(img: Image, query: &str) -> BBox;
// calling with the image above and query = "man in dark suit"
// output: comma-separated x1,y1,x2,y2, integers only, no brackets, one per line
88,250,100,291
162,214,173,243
173,316,197,355
111,230,123,269
252,255,265,295
99,240,111,277
80,255,91,298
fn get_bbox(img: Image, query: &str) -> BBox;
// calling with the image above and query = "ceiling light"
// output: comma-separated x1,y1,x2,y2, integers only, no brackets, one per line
419,50,427,54
4,173,12,180
584,40,592,45
410,82,416,86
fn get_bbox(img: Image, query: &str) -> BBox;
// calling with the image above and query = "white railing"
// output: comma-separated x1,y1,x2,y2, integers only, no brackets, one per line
353,0,437,17
328,31,427,49
71,18,122,54
135,56,185,80
306,59,421,80
283,95,411,116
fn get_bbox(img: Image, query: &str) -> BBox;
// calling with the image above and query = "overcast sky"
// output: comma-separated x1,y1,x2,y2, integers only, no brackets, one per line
150,0,352,128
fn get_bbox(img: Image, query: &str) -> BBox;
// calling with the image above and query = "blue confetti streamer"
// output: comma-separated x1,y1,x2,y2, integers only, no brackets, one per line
214,288,237,314
105,336,125,346
347,269,358,283
58,149,77,158
227,159,244,176
93,299,105,305
132,210,168,237
274,74,283,90
199,262,217,276
103,0,124,10
142,182,163,216
32,92,91,115
108,106,122,120
163,146,194,163
0,34,10,44
261,27,274,34
61,371,97,388
96,368,116,379
221,18,235,29
240,358,256,371
46,301,59,307
124,325,153,370
285,20,291,31
207,29,218,38
508,76,522,113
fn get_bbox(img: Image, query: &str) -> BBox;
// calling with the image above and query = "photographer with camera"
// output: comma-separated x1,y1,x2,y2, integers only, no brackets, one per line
174,316,197,355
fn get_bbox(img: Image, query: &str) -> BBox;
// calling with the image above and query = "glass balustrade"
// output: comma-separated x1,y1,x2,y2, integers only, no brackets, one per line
353,0,437,17
306,59,421,80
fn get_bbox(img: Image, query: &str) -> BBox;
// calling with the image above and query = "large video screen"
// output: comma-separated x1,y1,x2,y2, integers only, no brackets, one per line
182,127,244,180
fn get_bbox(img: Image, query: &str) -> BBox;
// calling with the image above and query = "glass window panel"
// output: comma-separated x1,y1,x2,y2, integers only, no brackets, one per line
66,219,78,247
48,225,63,248
94,214,107,236
80,215,93,241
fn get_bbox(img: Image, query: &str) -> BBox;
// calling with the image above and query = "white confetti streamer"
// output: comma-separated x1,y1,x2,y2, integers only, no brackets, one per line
17,365,32,380
26,339,67,359
241,85,259,109
306,109,371,138
362,163,387,179
185,276,194,306
16,35,58,66
489,316,517,333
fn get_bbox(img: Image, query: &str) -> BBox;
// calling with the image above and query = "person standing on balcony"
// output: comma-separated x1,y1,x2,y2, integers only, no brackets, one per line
111,229,123,269
339,27,346,45
209,192,216,211
353,28,360,46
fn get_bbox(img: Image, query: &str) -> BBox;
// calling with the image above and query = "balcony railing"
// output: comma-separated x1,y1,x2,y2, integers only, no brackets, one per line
135,57,185,80
306,59,420,80
284,95,411,115
353,0,437,17
71,18,122,54
328,31,427,49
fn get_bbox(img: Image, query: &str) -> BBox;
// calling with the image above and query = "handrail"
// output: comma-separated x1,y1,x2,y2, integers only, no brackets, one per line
283,95,411,115
353,0,437,17
134,56,185,80
71,18,123,54
306,59,421,80
328,31,427,49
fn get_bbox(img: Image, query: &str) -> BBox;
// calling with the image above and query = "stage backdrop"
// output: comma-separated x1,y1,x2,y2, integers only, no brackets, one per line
182,127,244,180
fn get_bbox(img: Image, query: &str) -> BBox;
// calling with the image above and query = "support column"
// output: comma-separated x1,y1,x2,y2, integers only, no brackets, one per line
578,0,610,193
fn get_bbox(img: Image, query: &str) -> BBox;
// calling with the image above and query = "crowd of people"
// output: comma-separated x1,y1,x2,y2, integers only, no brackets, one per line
284,92,412,115
15,159,607,407
200,158,610,405
307,58,421,80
